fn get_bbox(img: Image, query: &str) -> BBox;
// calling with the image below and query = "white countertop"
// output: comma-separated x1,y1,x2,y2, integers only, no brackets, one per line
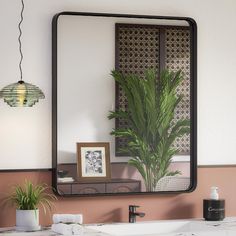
1,218,236,236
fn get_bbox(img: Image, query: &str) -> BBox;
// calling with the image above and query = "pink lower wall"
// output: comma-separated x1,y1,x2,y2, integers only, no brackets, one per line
0,166,235,227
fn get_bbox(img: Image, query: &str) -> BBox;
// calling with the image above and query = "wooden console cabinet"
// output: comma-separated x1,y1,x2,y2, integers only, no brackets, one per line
58,179,141,195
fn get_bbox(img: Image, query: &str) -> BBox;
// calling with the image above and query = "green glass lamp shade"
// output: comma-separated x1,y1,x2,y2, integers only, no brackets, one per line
0,80,45,107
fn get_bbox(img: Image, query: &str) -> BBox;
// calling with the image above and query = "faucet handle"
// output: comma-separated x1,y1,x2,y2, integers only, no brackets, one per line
129,205,140,212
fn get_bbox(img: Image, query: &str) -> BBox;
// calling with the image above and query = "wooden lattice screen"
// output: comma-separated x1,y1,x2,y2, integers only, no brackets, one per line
115,24,190,156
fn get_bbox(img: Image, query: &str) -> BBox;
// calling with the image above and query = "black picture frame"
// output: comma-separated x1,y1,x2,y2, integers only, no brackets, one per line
52,11,197,197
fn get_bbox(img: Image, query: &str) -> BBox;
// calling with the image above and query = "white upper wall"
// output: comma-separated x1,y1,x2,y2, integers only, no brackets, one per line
0,0,235,169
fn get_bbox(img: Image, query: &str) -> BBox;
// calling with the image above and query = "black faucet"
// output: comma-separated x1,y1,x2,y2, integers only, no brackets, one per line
129,205,145,223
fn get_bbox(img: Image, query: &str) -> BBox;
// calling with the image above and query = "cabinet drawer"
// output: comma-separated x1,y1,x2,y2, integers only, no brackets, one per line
106,182,140,193
57,184,72,194
72,183,105,194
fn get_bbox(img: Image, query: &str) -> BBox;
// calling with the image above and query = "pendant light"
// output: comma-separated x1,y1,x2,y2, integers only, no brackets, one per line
0,0,45,107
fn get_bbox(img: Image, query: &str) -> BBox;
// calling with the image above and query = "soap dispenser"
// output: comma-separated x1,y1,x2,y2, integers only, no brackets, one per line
203,187,225,221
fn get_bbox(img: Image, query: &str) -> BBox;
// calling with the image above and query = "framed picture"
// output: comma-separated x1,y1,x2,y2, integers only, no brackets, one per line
77,142,111,181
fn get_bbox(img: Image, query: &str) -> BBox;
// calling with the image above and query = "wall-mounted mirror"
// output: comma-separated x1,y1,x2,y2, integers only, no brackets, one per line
52,12,197,196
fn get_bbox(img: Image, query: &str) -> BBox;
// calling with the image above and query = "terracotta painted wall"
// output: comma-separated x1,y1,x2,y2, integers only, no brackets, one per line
0,166,235,227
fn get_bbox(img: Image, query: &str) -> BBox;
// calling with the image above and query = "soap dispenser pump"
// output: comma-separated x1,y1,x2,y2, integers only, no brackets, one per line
210,186,219,200
203,186,225,221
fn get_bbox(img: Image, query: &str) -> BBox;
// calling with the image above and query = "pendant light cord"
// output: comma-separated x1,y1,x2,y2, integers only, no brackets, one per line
18,0,24,81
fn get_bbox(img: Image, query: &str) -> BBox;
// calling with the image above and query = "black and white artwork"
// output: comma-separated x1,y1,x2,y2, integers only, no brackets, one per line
80,146,107,178
85,150,103,174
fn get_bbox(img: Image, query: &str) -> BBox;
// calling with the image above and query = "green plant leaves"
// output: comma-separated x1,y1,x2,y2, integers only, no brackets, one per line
6,180,57,213
108,69,190,191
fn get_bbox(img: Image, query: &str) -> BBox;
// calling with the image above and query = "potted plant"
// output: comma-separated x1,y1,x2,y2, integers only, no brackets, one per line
6,180,57,231
108,69,190,192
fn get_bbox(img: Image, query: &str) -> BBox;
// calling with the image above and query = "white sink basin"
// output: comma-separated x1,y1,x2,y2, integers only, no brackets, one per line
86,218,236,236
87,220,190,235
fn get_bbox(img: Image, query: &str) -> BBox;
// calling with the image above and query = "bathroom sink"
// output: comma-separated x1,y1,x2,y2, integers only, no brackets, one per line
86,220,193,235
86,218,236,236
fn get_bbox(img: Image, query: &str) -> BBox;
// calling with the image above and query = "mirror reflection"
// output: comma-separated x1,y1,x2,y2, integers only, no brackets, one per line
53,13,196,195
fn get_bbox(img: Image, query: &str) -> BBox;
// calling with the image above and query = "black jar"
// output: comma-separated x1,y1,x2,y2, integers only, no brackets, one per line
203,199,225,221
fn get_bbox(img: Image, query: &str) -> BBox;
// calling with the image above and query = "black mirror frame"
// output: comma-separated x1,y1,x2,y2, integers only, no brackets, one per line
52,11,197,197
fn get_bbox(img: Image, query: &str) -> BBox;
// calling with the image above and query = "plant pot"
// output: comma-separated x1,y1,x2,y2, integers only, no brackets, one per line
16,209,41,231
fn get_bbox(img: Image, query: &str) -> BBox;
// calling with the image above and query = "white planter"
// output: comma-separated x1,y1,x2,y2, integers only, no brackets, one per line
16,209,41,231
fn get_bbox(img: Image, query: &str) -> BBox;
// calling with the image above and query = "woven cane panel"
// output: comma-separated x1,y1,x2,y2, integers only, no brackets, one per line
116,24,160,154
115,24,191,156
165,28,190,154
